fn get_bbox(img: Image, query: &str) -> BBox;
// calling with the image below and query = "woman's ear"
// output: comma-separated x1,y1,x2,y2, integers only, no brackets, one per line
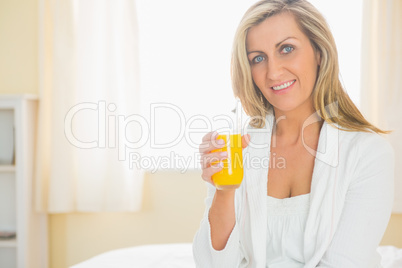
316,50,321,66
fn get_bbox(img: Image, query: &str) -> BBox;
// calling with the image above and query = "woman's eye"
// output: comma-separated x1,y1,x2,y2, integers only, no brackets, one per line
253,56,264,63
281,45,294,54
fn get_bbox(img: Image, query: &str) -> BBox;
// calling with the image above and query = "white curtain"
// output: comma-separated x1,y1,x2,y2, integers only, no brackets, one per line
35,0,144,213
360,0,402,213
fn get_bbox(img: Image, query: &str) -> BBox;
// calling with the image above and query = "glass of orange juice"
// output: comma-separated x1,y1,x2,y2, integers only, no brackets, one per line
211,98,244,190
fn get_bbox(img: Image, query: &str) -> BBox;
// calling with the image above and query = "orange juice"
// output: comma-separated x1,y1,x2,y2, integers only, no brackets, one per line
211,134,244,190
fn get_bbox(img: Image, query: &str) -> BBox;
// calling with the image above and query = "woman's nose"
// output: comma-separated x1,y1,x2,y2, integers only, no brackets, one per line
267,58,283,81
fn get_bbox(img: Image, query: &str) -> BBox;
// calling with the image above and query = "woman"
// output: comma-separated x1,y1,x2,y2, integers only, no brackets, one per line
193,0,395,267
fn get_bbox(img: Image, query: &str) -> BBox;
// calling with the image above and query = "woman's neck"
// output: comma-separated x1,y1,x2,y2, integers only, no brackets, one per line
272,105,323,147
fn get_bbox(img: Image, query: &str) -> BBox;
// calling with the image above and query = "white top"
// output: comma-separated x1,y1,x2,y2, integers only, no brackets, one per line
193,112,395,268
266,193,310,268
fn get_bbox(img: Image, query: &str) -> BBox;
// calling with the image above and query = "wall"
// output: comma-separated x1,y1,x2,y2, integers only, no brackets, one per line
50,170,207,268
1,1,401,267
0,0,38,95
382,214,402,248
50,170,402,268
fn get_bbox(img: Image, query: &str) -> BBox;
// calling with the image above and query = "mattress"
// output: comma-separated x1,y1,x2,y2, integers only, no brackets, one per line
70,243,402,268
70,243,195,268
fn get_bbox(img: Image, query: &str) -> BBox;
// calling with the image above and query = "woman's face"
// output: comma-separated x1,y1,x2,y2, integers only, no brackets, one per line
246,12,320,114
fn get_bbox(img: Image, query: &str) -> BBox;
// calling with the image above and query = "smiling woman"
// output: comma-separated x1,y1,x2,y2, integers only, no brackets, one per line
193,0,394,267
231,0,381,134
246,12,321,114
135,0,363,171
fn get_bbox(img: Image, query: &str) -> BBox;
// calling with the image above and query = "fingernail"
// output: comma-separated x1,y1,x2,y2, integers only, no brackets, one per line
217,139,225,145
220,151,228,157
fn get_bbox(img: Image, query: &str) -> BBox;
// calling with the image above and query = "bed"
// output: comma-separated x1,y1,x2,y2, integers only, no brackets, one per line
70,243,195,268
70,243,402,268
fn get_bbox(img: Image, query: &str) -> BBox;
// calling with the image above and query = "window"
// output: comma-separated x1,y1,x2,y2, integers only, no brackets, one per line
136,0,363,171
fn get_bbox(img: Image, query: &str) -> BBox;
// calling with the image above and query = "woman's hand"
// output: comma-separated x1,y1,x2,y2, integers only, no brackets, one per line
199,131,250,186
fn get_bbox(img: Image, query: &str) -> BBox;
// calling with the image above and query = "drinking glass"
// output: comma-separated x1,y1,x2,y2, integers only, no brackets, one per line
211,98,244,190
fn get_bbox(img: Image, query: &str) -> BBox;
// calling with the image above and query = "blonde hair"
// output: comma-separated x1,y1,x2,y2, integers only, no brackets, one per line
231,0,391,134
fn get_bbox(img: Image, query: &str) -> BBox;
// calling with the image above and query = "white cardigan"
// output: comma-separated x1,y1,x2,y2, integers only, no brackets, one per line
193,112,395,268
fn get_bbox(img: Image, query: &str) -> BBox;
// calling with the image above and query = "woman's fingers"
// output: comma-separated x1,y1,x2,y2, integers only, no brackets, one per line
199,131,225,186
202,131,218,142
199,131,250,187
242,133,250,149
199,131,225,154
199,138,225,154
200,133,250,155
200,151,228,169
201,162,223,185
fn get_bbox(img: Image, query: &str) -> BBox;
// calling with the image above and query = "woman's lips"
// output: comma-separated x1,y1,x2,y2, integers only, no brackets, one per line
271,80,296,95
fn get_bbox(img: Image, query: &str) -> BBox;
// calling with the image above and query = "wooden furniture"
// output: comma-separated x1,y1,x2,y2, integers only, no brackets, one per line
0,95,47,268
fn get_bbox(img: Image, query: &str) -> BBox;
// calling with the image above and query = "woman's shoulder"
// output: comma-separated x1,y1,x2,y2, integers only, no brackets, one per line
338,126,394,158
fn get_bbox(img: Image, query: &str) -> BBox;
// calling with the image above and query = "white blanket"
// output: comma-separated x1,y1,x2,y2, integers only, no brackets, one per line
70,243,195,268
377,246,402,268
70,243,402,268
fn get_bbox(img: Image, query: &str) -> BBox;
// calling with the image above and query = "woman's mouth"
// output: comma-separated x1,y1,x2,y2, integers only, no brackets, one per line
271,80,296,94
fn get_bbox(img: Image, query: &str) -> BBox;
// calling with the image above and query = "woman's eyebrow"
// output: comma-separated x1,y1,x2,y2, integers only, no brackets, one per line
247,50,263,55
247,36,297,55
275,36,296,48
